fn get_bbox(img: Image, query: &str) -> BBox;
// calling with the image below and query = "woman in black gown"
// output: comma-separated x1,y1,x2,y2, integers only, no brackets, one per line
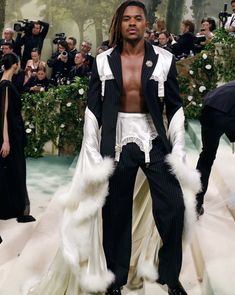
0,53,35,223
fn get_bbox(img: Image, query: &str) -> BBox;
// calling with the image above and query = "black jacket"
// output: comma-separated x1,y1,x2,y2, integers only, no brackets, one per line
87,41,182,158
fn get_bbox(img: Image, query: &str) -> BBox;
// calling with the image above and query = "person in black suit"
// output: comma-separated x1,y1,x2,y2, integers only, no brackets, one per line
171,19,195,59
196,81,235,216
84,1,200,294
15,20,49,69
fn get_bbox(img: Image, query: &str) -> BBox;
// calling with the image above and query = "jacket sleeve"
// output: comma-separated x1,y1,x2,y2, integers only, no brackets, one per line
164,58,186,161
87,58,102,127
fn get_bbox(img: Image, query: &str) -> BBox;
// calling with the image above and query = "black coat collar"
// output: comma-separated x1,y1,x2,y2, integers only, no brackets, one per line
107,41,159,94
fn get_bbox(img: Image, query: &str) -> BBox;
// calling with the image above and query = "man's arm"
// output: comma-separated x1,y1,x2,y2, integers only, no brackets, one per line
164,57,185,160
39,21,49,39
87,59,102,127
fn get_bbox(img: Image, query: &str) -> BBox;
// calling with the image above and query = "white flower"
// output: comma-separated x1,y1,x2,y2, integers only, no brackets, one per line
189,70,194,75
29,124,34,128
205,64,212,70
192,101,197,106
60,124,65,128
199,86,206,93
78,88,84,95
34,148,38,152
26,128,32,133
199,103,202,107
193,84,196,88
25,121,30,126
187,96,193,101
202,53,208,59
66,102,72,107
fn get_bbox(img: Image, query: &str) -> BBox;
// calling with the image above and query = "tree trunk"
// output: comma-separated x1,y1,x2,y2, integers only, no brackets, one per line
95,18,103,49
191,0,207,32
0,0,6,35
166,0,185,35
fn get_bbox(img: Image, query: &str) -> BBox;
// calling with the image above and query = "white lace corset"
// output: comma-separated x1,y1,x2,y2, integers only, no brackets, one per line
115,112,158,163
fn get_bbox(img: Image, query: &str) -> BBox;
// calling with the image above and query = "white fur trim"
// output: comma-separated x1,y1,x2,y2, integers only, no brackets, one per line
80,269,115,292
166,153,201,243
137,261,158,283
60,157,114,209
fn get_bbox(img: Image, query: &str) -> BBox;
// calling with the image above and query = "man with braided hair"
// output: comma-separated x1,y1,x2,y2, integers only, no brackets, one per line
83,1,199,294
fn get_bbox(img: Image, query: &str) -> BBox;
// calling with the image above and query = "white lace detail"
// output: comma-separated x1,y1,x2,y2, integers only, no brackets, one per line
115,112,158,163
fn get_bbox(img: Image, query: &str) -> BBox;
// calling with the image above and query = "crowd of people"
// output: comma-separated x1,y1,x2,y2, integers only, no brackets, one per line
1,1,235,294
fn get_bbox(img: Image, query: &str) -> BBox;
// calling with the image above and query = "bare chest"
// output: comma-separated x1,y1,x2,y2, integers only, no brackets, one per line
121,55,143,90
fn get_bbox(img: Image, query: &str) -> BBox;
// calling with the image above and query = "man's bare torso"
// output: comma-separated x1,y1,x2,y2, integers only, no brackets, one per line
120,53,148,113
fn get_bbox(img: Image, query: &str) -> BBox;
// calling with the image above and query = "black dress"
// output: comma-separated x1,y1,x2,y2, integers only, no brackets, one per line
0,80,30,219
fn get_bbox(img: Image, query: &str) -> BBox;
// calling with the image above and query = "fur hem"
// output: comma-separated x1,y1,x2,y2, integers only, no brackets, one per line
80,269,115,292
60,157,114,209
137,261,158,283
165,153,201,243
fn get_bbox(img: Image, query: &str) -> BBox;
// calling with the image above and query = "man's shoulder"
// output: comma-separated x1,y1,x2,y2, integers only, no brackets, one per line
152,44,173,59
96,48,114,60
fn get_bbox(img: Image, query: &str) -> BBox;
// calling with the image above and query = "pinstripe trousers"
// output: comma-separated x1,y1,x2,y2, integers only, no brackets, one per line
102,137,185,289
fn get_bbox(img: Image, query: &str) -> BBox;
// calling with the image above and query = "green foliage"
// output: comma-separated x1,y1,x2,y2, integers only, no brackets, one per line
178,28,235,119
22,77,88,157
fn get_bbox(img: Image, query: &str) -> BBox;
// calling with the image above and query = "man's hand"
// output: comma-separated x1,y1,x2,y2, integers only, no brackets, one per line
0,141,10,158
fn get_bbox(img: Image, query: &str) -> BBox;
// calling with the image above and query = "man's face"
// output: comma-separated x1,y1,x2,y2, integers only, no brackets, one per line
67,39,75,51
158,33,168,46
75,53,85,65
81,42,90,53
232,2,235,13
4,31,13,41
32,24,41,35
121,5,147,43
2,45,13,55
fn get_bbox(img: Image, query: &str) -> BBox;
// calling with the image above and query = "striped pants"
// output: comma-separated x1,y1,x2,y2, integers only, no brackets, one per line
102,137,185,289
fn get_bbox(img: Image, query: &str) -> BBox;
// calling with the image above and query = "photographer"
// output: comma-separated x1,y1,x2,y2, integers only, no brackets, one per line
47,40,70,84
15,20,49,69
224,0,235,33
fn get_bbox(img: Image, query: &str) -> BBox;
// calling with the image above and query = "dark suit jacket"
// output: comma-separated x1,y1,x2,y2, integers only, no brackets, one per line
203,80,235,113
171,32,194,57
87,41,182,158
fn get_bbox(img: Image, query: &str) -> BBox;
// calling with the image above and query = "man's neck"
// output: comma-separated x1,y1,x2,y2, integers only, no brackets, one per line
122,39,145,56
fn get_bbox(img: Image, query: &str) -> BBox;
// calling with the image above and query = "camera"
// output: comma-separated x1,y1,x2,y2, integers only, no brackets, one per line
14,19,33,33
194,35,206,54
219,3,232,26
61,51,68,58
52,33,66,45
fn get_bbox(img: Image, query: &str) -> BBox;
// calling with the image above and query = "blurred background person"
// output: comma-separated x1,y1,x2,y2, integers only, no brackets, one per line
171,19,195,59
67,37,78,68
225,0,235,33
24,48,46,85
68,52,89,81
0,28,18,55
80,40,94,71
157,31,173,52
15,20,49,69
24,65,49,93
0,53,35,223
196,18,215,41
47,40,70,85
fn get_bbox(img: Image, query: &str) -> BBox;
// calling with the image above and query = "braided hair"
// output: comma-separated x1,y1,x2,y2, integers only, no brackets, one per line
109,0,147,48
